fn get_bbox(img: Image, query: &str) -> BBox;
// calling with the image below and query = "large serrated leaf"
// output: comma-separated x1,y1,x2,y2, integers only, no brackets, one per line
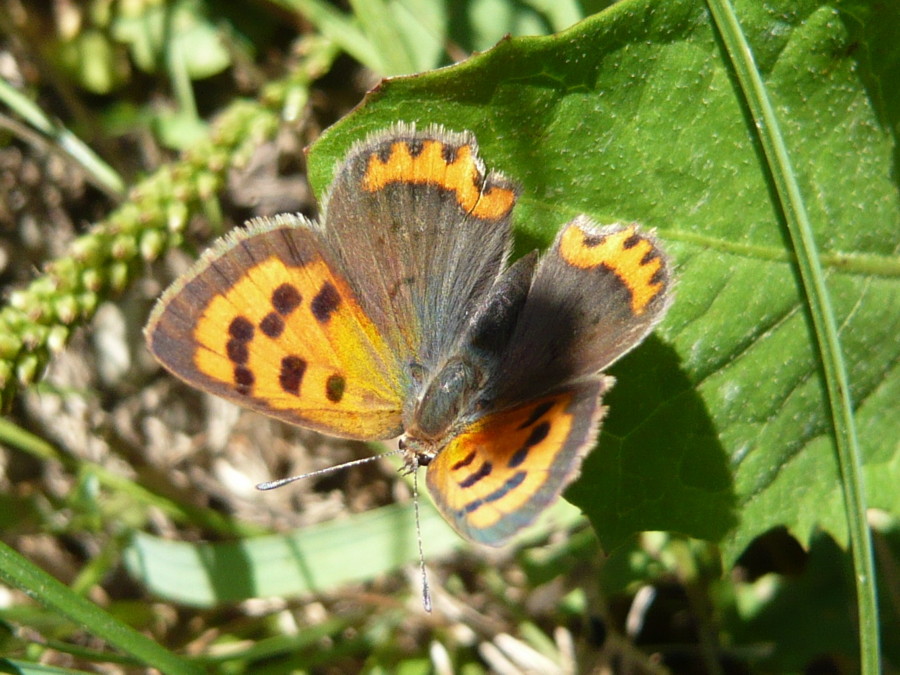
307,0,900,565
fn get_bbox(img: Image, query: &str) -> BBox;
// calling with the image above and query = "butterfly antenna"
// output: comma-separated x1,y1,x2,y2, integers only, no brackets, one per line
413,468,432,612
256,447,405,491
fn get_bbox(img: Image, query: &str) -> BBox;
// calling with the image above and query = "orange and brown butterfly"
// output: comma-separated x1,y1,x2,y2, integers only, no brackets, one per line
145,124,672,545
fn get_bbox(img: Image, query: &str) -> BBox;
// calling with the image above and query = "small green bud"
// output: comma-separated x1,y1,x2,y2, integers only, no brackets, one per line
47,325,69,353
16,354,40,385
82,268,105,293
167,202,189,233
0,332,22,359
54,295,80,324
109,262,129,291
139,230,166,261
71,235,104,263
78,292,99,316
112,234,137,260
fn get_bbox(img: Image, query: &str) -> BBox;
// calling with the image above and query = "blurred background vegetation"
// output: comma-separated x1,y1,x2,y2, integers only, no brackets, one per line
0,0,897,673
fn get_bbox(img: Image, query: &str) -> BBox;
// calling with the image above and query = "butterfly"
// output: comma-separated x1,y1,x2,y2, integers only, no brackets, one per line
145,124,672,546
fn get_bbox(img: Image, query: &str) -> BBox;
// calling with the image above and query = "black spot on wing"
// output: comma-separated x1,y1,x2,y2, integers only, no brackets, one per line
373,143,393,163
227,317,255,388
458,461,493,489
228,316,254,341
441,142,459,164
508,420,551,469
507,447,528,470
279,356,306,395
407,138,425,157
461,471,527,514
259,312,285,338
451,451,476,471
582,232,604,247
517,400,554,430
271,283,301,315
526,421,550,447
234,365,254,395
226,339,248,365
326,374,345,402
311,282,341,323
623,233,641,249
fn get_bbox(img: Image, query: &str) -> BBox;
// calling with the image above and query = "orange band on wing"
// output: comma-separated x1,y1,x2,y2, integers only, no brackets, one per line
363,139,515,221
559,224,664,315
193,256,397,417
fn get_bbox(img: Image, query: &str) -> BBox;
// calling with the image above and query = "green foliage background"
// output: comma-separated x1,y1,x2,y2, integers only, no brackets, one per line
0,0,897,672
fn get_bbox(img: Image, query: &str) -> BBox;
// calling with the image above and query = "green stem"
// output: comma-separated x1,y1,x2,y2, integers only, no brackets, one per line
704,1,880,672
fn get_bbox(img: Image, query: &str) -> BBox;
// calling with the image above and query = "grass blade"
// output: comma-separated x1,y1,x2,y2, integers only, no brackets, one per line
0,541,202,675
704,0,880,671
0,78,124,198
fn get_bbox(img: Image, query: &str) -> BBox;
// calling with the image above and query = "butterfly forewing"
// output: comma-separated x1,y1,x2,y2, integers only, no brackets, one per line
146,216,405,440
321,125,519,373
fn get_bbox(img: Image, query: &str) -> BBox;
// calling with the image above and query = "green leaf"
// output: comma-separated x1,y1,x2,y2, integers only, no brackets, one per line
723,534,858,671
123,502,459,607
307,0,900,570
350,0,447,75
276,0,590,75
273,0,385,72
449,0,586,52
57,28,127,95
111,0,230,79
122,497,583,606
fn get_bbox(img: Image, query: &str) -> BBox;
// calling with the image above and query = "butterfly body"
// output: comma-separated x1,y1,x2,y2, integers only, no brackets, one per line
146,125,672,545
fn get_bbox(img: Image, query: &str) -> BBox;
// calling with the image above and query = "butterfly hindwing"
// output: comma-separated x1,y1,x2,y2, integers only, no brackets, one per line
424,378,609,545
146,215,405,440
420,218,672,543
491,217,673,402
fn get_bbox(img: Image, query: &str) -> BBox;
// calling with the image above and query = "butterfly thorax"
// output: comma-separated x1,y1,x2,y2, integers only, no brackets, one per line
400,356,486,468
397,254,538,470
